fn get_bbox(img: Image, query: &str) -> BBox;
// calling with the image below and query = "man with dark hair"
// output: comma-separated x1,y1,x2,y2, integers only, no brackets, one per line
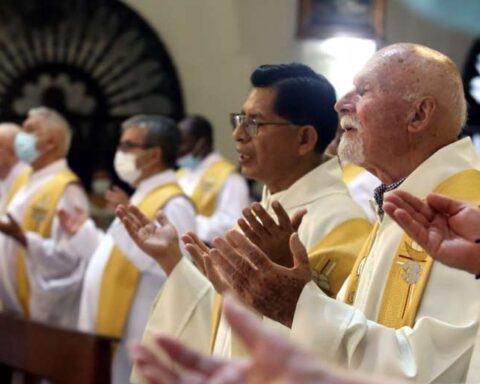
117,63,371,379
64,114,196,383
177,114,250,243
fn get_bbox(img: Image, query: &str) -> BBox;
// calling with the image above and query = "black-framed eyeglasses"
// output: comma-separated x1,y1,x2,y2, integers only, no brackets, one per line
230,113,297,137
117,141,152,152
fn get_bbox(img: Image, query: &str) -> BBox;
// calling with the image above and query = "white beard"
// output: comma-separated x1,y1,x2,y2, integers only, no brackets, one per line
338,130,365,165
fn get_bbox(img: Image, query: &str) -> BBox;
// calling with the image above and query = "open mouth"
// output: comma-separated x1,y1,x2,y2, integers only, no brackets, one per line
340,116,361,133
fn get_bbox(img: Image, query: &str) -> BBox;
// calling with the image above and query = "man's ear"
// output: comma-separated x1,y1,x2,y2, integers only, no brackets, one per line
407,96,436,133
297,125,318,156
150,146,162,164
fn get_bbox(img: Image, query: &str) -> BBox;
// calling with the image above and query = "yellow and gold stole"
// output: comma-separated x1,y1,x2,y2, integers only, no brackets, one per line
344,169,480,328
208,217,373,352
1,166,31,215
17,169,78,317
178,159,235,217
95,183,185,337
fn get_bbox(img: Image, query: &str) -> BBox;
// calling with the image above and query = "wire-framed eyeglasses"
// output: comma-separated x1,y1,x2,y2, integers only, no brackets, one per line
230,113,297,137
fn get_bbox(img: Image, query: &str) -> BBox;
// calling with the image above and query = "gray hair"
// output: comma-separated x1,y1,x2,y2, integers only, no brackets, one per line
28,107,72,155
121,114,180,167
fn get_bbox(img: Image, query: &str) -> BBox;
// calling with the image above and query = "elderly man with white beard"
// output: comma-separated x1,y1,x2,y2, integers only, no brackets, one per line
186,43,480,383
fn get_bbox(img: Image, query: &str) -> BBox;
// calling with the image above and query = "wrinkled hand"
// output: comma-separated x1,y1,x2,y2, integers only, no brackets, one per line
182,232,230,293
130,295,392,384
384,190,480,275
105,186,129,210
116,205,182,275
57,207,87,236
238,201,307,267
0,214,26,247
210,230,312,327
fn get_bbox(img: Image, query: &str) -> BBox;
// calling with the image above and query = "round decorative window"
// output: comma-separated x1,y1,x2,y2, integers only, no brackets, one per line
0,0,184,187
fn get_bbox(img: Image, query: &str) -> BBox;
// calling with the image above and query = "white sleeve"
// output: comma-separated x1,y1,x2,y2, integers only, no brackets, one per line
131,257,214,383
24,184,97,286
196,173,250,242
290,281,479,383
109,195,196,272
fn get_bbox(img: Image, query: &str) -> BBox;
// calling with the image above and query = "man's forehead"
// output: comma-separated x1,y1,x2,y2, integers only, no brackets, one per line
242,87,277,116
121,125,145,141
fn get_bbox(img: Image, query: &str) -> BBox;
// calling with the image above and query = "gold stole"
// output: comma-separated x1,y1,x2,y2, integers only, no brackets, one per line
18,170,79,317
342,163,366,185
95,183,185,337
1,166,31,215
207,217,373,352
345,169,480,328
179,159,235,217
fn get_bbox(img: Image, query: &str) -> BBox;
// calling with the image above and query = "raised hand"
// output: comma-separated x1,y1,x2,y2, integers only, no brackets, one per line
209,230,312,327
105,186,129,210
0,213,26,246
237,201,307,267
130,295,393,384
116,205,182,275
130,335,247,384
384,190,480,275
57,207,87,236
182,232,231,293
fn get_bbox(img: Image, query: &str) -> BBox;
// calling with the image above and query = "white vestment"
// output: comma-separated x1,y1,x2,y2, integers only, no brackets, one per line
178,152,250,242
74,170,196,384
0,161,29,214
290,138,480,383
0,159,91,328
133,157,370,382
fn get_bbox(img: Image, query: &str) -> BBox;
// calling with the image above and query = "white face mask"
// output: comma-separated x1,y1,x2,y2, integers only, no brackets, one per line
114,151,141,185
91,178,111,195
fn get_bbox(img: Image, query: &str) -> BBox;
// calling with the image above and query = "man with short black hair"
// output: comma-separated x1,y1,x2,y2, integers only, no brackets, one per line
118,63,371,377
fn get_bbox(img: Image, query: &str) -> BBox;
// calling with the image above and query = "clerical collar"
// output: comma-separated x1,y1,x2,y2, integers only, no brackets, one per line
374,177,406,220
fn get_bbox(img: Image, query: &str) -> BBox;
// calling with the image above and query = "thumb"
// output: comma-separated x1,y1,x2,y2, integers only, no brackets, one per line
290,233,309,269
427,193,468,216
155,211,171,227
291,209,307,231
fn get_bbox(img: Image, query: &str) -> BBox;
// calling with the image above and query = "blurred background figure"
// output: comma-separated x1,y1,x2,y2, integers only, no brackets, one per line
177,115,250,244
66,115,196,383
0,123,30,216
0,107,90,329
88,167,116,230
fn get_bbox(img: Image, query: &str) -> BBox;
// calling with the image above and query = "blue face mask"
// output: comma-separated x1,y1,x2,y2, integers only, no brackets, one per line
15,132,39,164
177,154,201,169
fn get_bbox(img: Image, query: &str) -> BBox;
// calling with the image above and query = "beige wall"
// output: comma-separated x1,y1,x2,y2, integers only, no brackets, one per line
122,0,303,162
122,0,476,161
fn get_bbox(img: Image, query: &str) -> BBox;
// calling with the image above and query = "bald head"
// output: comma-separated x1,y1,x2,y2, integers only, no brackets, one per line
0,123,22,179
368,43,466,134
336,43,466,184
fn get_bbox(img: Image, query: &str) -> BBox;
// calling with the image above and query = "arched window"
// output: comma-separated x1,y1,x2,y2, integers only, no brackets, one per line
0,0,184,188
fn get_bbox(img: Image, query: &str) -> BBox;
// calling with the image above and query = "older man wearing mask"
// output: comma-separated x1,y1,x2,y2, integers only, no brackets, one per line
0,107,90,328
0,123,30,312
68,115,196,384
0,123,30,215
